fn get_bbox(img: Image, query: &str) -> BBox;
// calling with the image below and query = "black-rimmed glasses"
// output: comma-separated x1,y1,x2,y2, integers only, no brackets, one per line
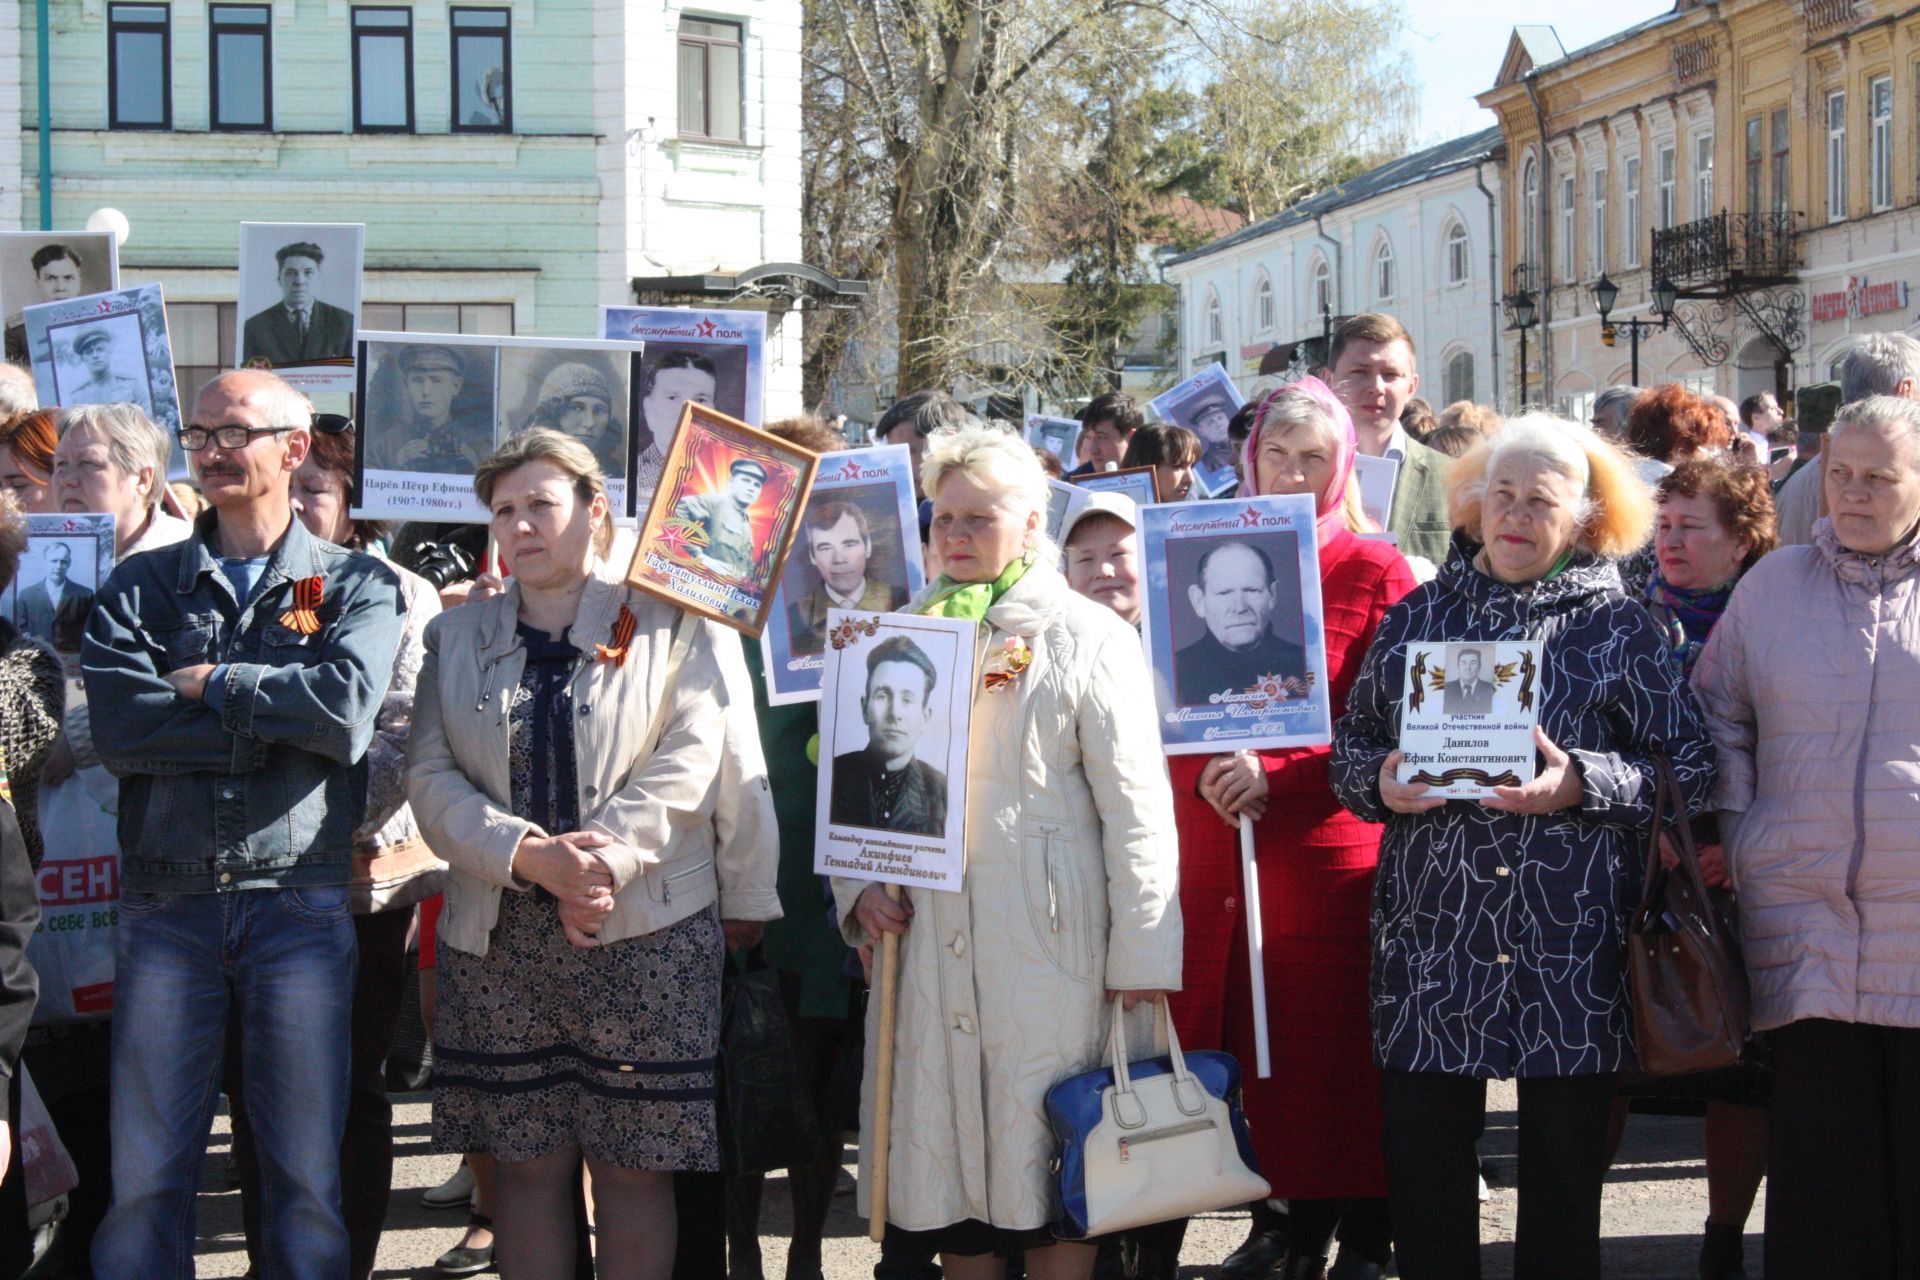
177,413,353,451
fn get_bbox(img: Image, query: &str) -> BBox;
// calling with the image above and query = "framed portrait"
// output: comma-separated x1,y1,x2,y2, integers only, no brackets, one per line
1,513,115,661
625,401,819,635
1024,415,1081,469
1044,479,1089,546
813,610,977,893
352,332,644,524
1074,465,1160,508
0,232,119,363
1139,493,1332,754
1151,362,1243,488
236,222,366,392
1352,453,1399,531
601,307,767,510
23,283,180,436
760,443,925,705
1395,639,1545,798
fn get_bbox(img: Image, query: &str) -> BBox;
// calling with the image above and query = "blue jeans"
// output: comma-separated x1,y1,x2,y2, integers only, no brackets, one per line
92,886,356,1280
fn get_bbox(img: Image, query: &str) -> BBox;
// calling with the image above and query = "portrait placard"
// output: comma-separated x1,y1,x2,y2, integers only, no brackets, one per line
813,610,976,893
1044,479,1090,546
352,332,644,523
0,514,115,662
601,307,767,509
1352,453,1400,531
1025,415,1081,468
1074,465,1160,508
23,284,180,437
1395,640,1545,797
0,232,119,362
1151,362,1242,486
1140,494,1331,754
236,222,366,392
760,444,925,705
625,401,818,635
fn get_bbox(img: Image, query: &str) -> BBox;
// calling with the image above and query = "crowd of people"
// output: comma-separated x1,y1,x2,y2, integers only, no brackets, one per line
0,310,1898,1280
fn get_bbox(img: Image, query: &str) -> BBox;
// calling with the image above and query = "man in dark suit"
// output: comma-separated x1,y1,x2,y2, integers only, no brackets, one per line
788,501,907,654
242,241,355,367
1443,646,1496,716
830,635,947,835
1174,540,1306,705
16,540,91,649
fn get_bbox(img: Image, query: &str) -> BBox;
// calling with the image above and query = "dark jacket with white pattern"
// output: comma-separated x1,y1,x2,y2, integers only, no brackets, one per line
1331,536,1716,1078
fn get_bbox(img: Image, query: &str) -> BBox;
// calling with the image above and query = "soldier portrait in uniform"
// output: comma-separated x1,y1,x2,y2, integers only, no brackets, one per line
675,457,768,579
363,341,499,474
236,223,364,389
1151,362,1244,477
54,322,153,414
829,635,949,836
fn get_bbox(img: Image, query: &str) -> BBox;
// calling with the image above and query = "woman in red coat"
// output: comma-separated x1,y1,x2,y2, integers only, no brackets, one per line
1170,377,1416,1280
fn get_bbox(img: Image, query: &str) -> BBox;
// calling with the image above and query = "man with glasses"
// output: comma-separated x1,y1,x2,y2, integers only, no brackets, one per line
81,369,406,1280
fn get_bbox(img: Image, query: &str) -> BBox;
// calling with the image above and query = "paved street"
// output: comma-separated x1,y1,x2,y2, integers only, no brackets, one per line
188,1081,1762,1279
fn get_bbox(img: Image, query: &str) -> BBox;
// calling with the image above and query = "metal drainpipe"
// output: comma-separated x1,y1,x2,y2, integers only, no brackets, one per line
1525,73,1553,399
1312,211,1342,358
36,0,51,229
1475,158,1500,405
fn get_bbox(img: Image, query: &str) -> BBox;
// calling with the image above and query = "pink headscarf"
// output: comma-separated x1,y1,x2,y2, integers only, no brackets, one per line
1244,374,1357,543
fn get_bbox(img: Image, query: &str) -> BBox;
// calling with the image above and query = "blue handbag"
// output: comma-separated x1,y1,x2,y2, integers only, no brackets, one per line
1045,1004,1269,1239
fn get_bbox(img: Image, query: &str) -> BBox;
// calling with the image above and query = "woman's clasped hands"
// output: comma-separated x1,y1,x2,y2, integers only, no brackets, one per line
514,831,618,948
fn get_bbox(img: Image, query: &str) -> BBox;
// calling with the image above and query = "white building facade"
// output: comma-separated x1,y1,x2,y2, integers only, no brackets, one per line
1164,128,1505,411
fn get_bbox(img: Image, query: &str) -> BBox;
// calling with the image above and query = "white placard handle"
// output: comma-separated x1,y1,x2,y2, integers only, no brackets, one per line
1239,813,1271,1079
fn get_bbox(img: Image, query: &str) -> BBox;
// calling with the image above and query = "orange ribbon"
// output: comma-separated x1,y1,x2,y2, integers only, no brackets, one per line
596,604,637,666
278,575,324,635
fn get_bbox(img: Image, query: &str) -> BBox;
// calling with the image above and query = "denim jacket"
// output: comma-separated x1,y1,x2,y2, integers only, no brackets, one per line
81,510,407,894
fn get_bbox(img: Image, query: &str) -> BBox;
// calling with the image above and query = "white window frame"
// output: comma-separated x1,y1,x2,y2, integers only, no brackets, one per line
1203,288,1223,347
1310,257,1332,318
1590,167,1608,274
1253,272,1274,332
1828,89,1847,223
1560,175,1575,280
1871,75,1893,212
1445,221,1470,285
1623,157,1641,267
1694,131,1715,218
1658,144,1677,229
1374,239,1394,302
1522,156,1539,267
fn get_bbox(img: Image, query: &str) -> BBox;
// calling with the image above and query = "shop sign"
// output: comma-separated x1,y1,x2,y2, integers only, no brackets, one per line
1810,275,1909,323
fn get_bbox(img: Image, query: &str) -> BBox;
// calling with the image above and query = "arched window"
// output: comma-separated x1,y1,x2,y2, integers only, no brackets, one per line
1445,221,1471,285
1373,239,1395,301
1309,257,1332,318
1445,350,1475,404
1522,155,1539,267
1204,288,1223,346
1253,272,1274,332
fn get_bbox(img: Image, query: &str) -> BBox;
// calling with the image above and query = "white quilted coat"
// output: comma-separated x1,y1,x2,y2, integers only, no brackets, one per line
831,566,1183,1232
1692,519,1920,1032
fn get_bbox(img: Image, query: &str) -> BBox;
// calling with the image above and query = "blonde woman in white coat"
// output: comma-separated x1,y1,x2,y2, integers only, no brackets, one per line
833,425,1183,1280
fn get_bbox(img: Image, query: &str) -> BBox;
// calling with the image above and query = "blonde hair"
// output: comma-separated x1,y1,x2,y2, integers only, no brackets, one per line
475,428,613,557
921,424,1056,564
1446,411,1653,560
58,403,170,512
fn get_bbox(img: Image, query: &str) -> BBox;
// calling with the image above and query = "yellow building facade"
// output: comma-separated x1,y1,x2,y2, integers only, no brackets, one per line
1480,0,1920,417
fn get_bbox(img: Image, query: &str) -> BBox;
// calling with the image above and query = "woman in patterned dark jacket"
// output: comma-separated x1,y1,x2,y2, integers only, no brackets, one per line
1331,413,1716,1280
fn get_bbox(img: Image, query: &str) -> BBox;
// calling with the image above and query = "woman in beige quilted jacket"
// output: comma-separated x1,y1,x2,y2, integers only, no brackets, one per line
1692,393,1920,1279
832,425,1182,1280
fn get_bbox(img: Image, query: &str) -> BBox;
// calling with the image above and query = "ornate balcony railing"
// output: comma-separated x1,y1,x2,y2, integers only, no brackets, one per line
1650,211,1800,293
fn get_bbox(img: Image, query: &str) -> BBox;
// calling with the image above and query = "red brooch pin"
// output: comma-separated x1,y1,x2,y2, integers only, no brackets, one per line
596,604,637,666
278,575,324,635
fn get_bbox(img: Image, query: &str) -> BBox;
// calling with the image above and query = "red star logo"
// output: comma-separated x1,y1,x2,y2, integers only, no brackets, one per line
1239,505,1262,527
695,316,718,338
837,458,863,480
654,518,707,562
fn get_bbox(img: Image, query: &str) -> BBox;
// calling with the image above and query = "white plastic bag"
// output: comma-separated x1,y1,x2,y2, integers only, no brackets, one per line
26,771,120,1023
17,1065,77,1207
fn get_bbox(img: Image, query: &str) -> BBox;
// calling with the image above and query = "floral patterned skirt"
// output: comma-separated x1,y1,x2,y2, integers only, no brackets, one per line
432,893,723,1169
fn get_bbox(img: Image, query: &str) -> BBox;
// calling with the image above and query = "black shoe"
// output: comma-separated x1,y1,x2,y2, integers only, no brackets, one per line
1278,1255,1327,1280
1219,1204,1290,1280
1325,1256,1386,1280
1699,1221,1748,1280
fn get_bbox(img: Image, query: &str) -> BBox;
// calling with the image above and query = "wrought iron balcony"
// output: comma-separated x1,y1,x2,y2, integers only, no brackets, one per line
1804,0,1857,33
1650,211,1800,297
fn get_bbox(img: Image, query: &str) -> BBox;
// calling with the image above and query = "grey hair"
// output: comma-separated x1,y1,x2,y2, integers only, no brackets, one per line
1591,384,1641,422
1253,389,1340,454
921,423,1058,564
1840,333,1920,406
0,365,37,419
1455,412,1599,527
57,402,170,511
1833,394,1920,459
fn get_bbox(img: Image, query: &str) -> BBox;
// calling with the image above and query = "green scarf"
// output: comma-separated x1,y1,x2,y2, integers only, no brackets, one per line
916,553,1034,623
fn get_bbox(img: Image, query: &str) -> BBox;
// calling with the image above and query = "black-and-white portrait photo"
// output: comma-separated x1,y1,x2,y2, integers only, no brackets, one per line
1152,364,1243,476
1442,643,1497,716
16,537,96,651
499,346,632,481
361,340,499,474
785,487,911,656
1169,534,1307,706
634,345,750,498
828,634,950,836
0,231,119,335
236,223,364,380
49,316,153,414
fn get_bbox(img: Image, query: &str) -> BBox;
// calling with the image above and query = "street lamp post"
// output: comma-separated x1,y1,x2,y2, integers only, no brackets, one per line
1591,273,1678,385
1502,281,1537,410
